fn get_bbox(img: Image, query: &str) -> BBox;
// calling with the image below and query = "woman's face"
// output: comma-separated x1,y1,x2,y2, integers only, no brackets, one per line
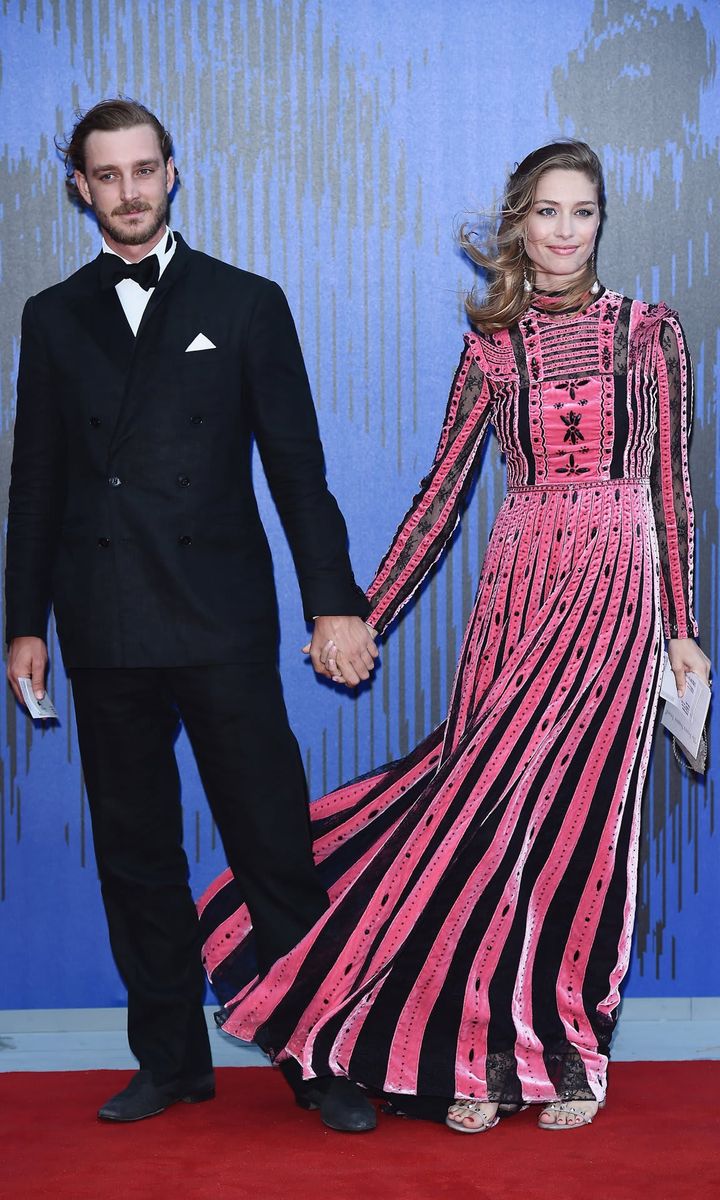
524,168,600,290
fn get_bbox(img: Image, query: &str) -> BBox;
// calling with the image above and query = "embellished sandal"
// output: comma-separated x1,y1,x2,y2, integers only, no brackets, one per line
538,1099,603,1130
446,1100,500,1134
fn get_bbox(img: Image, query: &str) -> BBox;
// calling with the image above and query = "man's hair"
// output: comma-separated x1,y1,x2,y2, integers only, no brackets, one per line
57,98,175,197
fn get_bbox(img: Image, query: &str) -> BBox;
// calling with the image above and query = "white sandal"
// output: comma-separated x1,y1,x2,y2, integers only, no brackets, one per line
446,1100,500,1134
538,1099,603,1130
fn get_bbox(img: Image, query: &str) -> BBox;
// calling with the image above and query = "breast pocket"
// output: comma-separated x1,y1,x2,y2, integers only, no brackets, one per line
178,349,232,392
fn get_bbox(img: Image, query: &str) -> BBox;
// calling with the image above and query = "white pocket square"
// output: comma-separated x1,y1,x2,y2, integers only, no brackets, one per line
185,333,216,352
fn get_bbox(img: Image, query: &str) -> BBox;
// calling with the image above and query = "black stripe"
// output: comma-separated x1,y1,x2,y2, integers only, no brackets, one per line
516,386,536,485
610,374,630,479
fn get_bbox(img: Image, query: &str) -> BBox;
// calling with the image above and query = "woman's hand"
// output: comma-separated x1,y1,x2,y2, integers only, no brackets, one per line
302,617,378,687
667,637,711,698
316,622,378,686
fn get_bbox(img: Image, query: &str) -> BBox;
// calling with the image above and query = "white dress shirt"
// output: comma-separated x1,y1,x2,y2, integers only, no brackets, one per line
101,227,176,336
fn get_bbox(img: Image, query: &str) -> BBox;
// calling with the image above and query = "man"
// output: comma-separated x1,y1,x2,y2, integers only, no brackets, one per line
5,99,378,1130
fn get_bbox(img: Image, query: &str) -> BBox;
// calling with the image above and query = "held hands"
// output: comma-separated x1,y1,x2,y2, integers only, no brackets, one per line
7,636,48,707
302,616,379,688
668,637,711,698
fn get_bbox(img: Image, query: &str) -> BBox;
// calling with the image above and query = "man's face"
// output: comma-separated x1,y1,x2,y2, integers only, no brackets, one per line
74,124,175,251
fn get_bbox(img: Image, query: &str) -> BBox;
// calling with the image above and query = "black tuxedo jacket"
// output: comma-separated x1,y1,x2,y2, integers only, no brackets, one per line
5,234,368,667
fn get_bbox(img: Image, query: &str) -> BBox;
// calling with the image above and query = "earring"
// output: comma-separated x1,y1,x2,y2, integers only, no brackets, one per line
519,235,532,293
590,250,600,294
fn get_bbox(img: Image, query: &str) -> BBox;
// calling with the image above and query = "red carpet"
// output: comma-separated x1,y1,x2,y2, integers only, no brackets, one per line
1,1063,718,1200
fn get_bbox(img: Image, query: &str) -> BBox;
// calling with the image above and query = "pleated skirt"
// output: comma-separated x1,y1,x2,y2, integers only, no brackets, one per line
199,477,663,1105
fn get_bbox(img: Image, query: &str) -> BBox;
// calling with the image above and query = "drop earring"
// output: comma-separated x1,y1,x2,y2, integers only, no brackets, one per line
590,250,600,295
519,236,532,293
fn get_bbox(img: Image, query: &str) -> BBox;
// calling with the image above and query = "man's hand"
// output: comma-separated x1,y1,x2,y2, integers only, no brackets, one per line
7,636,48,707
302,616,378,687
668,637,711,698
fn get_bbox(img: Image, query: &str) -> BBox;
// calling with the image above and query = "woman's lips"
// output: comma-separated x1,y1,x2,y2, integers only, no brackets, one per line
547,246,579,255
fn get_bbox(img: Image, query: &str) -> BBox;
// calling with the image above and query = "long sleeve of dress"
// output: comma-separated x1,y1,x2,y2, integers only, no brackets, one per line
366,335,493,635
649,316,698,640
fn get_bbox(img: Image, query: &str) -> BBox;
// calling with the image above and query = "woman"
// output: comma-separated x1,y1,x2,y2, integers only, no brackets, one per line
198,141,709,1132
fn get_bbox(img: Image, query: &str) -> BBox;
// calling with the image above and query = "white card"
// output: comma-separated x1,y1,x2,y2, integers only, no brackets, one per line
660,660,710,761
660,656,681,702
19,676,59,720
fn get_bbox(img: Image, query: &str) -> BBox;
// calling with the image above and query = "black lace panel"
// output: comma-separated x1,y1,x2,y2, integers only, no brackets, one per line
649,321,696,639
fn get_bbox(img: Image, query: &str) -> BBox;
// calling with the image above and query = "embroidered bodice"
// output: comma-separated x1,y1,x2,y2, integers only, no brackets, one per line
366,289,697,642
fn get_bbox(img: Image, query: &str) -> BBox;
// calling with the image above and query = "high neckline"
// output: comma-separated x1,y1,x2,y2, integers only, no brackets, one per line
529,285,606,316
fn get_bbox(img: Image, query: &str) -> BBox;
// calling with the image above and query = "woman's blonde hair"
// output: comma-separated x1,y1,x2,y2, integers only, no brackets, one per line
461,140,605,333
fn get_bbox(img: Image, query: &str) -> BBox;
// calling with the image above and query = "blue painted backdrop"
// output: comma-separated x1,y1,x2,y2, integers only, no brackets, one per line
0,0,718,1007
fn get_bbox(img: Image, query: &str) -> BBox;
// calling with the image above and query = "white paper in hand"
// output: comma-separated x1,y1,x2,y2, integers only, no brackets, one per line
659,658,710,762
19,676,59,720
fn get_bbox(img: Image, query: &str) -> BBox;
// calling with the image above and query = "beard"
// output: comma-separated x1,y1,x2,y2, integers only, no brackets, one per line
95,194,169,247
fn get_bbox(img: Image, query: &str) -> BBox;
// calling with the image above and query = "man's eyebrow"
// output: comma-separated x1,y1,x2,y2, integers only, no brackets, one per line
90,158,161,174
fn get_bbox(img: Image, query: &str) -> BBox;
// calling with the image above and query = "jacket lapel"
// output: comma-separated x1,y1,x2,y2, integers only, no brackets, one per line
70,253,137,375
106,234,193,452
134,232,192,340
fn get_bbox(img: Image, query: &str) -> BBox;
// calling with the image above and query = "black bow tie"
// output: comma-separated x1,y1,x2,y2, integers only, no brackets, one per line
101,252,160,291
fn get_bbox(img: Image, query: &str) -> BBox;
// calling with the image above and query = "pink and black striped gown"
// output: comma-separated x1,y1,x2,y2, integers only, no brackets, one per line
198,289,697,1107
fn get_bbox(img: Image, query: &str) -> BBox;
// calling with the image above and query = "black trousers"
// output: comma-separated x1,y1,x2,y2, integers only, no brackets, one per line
71,662,329,1085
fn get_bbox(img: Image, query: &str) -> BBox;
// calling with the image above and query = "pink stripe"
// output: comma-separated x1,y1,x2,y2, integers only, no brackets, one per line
388,516,622,1093
662,315,696,636
202,745,439,976
552,648,658,1098
202,906,252,976
218,803,419,1040
655,335,686,619
196,867,233,917
511,507,656,1097
311,968,394,1079
455,569,623,1097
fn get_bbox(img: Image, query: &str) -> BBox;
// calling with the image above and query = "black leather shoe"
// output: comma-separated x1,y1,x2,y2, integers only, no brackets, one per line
280,1060,376,1133
279,1057,326,1110
315,1077,377,1133
97,1069,215,1122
